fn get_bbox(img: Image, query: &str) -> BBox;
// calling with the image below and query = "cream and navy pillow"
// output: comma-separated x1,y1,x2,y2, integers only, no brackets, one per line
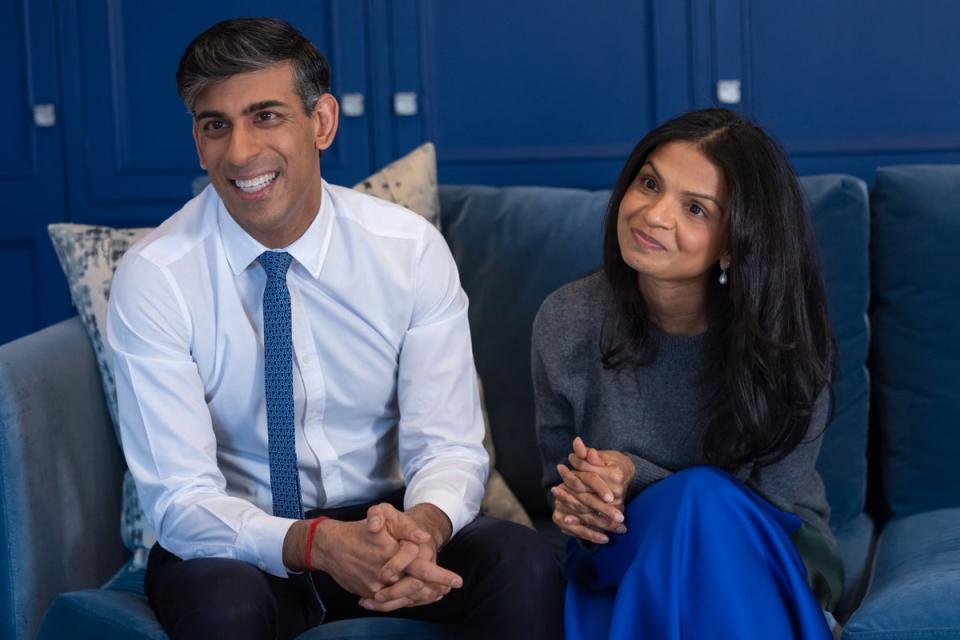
49,142,530,569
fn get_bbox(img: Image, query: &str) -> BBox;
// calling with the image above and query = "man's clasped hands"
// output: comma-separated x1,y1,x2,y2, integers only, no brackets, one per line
294,503,462,612
551,436,637,544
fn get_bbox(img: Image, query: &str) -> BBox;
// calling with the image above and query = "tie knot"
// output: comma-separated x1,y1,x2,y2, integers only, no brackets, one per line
258,251,293,280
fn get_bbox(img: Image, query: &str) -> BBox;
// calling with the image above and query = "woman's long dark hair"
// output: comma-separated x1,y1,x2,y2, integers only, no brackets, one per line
601,108,835,471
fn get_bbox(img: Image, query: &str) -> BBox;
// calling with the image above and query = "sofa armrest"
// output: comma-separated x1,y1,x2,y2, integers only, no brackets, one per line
0,317,128,640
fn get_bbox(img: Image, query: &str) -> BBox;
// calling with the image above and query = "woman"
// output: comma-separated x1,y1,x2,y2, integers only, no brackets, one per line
532,108,842,639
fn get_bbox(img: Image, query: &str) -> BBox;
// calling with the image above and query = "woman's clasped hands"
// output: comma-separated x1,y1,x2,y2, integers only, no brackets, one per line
550,436,636,544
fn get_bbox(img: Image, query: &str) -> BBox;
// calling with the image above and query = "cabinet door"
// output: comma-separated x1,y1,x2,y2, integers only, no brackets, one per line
385,0,699,189
718,0,960,181
2,0,71,343
59,0,374,226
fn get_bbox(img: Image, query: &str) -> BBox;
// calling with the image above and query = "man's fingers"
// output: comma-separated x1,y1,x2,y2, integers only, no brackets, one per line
378,540,419,583
373,576,425,603
360,595,416,612
405,557,463,589
366,505,386,533
362,575,450,612
373,503,431,544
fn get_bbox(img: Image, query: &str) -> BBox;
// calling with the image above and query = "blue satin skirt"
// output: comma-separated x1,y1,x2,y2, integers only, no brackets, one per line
563,467,833,640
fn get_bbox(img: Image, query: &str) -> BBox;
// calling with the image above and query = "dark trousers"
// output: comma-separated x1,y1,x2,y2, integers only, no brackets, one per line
145,493,563,640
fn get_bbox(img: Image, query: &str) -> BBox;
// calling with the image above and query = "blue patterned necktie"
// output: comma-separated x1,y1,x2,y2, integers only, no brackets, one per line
258,251,304,520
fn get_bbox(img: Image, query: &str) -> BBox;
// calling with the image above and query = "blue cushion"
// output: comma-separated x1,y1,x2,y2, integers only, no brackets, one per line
38,562,458,640
833,512,876,622
802,175,872,532
440,185,611,514
871,165,960,518
842,508,960,639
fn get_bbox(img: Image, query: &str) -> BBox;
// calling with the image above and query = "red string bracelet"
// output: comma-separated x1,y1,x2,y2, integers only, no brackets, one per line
305,516,328,572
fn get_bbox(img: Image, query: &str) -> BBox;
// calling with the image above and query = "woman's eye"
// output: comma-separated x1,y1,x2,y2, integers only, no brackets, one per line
689,204,706,217
640,176,657,190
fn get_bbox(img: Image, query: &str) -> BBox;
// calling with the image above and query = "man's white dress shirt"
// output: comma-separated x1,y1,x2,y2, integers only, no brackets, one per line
107,181,488,578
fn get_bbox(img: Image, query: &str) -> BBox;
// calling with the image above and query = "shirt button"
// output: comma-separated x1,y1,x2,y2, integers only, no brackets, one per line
303,355,314,364
258,561,267,571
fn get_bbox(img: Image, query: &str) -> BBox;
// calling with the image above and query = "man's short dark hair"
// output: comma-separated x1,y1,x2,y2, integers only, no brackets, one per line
176,17,330,114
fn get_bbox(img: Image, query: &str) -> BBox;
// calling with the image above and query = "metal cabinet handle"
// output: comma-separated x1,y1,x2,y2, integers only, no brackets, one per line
341,93,365,117
34,104,56,127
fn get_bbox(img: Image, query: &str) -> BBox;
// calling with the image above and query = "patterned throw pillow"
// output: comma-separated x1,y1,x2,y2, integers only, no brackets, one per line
48,143,531,570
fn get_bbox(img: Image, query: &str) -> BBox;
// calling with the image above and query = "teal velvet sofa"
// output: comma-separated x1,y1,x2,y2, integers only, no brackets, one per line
2,166,958,639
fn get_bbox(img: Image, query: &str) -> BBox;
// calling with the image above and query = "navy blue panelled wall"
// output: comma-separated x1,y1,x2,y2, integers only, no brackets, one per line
6,0,960,343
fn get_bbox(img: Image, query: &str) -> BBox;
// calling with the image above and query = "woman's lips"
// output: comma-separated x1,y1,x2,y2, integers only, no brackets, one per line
632,229,666,250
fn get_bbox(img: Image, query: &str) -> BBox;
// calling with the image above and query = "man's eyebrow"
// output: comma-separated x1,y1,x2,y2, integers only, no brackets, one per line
645,160,722,207
194,109,226,121
194,100,292,121
242,100,291,115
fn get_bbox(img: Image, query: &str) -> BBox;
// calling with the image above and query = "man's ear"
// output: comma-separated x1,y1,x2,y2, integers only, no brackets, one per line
313,93,339,152
192,119,207,170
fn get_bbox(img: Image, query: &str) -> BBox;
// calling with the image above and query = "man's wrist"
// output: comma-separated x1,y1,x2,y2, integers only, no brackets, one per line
282,520,309,571
406,503,453,549
283,518,335,572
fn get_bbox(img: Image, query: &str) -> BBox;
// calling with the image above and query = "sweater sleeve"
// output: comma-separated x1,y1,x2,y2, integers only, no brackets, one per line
623,453,673,501
532,297,673,503
745,389,835,543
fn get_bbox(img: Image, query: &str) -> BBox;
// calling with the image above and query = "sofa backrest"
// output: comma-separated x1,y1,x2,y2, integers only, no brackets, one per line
440,175,873,531
0,318,128,640
870,165,960,519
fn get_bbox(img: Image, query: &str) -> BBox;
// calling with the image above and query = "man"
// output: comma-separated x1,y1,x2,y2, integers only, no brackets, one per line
106,17,562,640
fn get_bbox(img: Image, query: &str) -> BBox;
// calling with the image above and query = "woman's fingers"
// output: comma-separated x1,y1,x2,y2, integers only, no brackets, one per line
557,463,591,493
552,485,626,531
558,464,616,507
572,436,589,460
552,509,613,544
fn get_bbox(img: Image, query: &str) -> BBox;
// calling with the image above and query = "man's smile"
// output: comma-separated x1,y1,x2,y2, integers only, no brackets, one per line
231,171,279,194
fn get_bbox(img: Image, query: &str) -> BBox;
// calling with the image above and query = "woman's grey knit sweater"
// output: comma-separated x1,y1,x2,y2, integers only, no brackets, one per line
532,272,834,544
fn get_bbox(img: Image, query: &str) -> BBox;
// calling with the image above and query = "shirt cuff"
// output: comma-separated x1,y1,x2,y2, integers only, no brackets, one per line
235,511,299,578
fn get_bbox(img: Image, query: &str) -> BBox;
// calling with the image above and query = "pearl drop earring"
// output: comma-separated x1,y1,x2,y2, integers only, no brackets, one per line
719,267,728,285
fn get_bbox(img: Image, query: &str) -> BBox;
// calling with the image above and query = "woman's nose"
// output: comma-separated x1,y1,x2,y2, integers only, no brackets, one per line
643,194,674,229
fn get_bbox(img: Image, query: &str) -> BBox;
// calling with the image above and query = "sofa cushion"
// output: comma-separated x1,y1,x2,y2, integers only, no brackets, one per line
803,176,872,532
870,165,960,518
842,508,960,639
440,185,611,514
48,144,529,572
833,512,876,622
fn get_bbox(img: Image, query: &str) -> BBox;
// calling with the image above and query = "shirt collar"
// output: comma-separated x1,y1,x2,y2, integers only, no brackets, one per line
218,180,335,279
